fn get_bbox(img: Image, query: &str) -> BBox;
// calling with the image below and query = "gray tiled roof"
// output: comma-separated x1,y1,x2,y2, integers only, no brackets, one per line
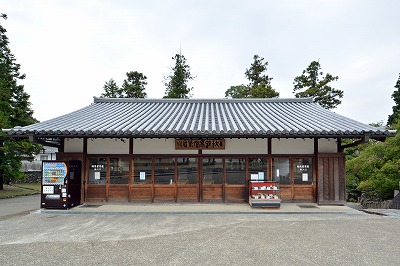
5,97,395,139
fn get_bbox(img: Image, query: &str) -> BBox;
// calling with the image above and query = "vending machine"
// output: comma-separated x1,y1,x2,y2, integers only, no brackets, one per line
41,160,82,209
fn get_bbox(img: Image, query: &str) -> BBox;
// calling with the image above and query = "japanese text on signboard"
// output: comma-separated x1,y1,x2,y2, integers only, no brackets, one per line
175,139,225,150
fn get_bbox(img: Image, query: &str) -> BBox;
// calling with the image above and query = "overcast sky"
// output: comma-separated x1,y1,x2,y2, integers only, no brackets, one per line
2,0,400,124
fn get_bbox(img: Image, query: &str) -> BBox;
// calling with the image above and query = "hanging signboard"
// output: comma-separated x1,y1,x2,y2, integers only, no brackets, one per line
175,139,225,150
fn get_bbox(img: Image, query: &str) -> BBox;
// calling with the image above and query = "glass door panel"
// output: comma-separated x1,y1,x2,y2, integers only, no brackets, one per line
88,158,107,184
110,158,130,184
293,158,313,185
131,158,152,201
109,157,130,200
133,158,152,184
248,158,268,181
202,158,223,201
202,158,223,184
272,158,290,184
177,158,198,184
154,158,175,201
87,158,107,200
272,157,291,201
225,158,246,184
154,158,175,185
292,157,315,202
177,157,199,201
225,158,246,202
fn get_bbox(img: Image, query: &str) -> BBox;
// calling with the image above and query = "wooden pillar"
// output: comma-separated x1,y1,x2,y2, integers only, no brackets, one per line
129,138,133,154
59,138,65,153
222,158,226,203
83,138,88,153
314,138,318,201
106,157,110,202
267,138,272,155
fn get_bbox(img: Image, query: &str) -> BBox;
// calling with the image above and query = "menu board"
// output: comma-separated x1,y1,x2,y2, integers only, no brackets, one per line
42,161,68,185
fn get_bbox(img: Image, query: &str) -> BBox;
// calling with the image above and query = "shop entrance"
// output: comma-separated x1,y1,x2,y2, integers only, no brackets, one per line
177,158,199,201
85,156,315,203
272,157,315,202
201,158,223,201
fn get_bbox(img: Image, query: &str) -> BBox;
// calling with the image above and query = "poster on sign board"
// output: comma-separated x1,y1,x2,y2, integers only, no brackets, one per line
250,174,258,181
258,172,264,180
94,172,100,180
140,172,146,180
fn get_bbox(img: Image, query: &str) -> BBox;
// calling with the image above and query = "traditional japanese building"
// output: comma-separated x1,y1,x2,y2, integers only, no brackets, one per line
4,97,396,204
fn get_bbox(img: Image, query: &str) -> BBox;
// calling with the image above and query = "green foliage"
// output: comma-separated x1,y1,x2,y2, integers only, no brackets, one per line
346,121,400,200
0,13,40,188
342,138,361,161
225,85,250,98
122,71,147,98
293,60,343,109
225,55,279,98
387,73,400,127
164,53,195,98
100,78,121,98
101,72,147,98
0,137,42,184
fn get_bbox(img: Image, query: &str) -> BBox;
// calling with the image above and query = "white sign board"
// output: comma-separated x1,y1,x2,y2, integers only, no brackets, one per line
250,174,258,181
302,173,308,182
94,172,101,180
140,172,146,180
258,172,264,180
43,186,54,194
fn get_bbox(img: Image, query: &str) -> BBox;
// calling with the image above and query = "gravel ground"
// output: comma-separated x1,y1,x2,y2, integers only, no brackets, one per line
1,195,399,266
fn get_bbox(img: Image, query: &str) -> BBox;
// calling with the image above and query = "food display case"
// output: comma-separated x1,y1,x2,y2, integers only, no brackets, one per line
249,181,281,208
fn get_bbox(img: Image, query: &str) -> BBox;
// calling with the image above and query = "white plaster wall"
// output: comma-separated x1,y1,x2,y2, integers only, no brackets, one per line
133,139,198,154
202,138,267,154
271,138,314,154
318,138,338,153
87,138,129,154
64,138,83,152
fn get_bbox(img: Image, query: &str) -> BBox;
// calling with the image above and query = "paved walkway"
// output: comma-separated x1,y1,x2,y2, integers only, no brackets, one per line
2,194,398,217
37,202,364,215
362,208,400,217
0,194,40,221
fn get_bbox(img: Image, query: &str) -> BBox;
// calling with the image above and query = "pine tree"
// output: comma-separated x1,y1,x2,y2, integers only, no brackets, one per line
100,72,147,98
225,55,279,98
122,71,147,98
100,78,121,98
387,74,400,127
164,53,195,98
0,14,40,189
293,60,343,109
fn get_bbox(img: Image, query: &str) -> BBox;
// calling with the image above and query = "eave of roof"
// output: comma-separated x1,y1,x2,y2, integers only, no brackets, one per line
3,97,397,139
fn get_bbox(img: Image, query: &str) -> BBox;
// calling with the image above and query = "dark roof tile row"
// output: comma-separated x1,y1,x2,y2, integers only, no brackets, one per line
5,97,395,138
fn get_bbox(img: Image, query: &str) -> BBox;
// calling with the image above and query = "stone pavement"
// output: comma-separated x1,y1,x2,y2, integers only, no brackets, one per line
36,201,400,218
36,201,363,215
0,194,40,221
2,194,397,218
362,208,400,217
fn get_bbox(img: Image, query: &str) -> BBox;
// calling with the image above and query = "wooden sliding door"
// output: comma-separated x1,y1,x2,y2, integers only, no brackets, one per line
201,158,223,201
